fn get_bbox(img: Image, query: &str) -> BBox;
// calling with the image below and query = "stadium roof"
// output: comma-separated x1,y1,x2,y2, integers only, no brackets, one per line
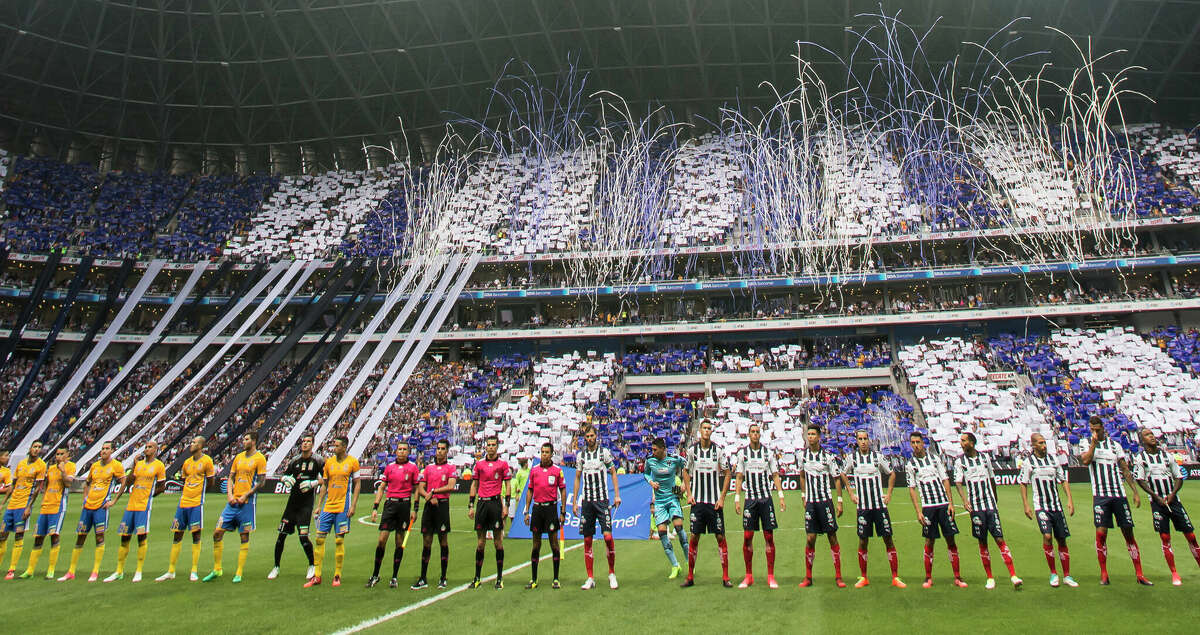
1,0,1198,151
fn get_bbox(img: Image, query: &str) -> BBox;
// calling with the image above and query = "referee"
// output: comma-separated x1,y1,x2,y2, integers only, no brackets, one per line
367,442,419,588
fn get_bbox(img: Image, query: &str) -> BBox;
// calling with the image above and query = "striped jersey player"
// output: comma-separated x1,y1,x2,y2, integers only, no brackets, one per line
797,424,844,587
954,433,1020,589
1134,428,1200,586
1018,433,1077,587
572,425,621,590
844,429,903,588
1079,417,1149,585
733,423,785,589
905,432,964,588
681,420,732,588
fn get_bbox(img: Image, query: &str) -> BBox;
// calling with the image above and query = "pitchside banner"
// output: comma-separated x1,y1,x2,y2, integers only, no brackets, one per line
507,467,652,541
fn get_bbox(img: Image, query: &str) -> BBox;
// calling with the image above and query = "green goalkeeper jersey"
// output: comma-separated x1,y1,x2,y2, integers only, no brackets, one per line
644,454,686,504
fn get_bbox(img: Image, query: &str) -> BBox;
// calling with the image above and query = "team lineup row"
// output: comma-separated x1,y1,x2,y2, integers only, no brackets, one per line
0,416,1197,591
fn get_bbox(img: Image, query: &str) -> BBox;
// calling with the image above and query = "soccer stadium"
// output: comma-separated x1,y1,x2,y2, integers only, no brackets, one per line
1,0,1200,632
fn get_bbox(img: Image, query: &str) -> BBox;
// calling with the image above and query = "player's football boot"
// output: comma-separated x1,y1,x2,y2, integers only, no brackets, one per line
437,578,448,589
668,565,681,580
797,578,813,588
551,579,561,589
56,572,74,582
679,577,695,588
921,578,933,589
470,577,482,589
4,570,14,580
891,577,907,589
87,572,99,582
1011,575,1023,589
581,577,596,590
389,577,398,589
525,581,538,589
365,575,379,588
1171,573,1182,586
131,572,142,583
18,571,33,580
767,575,779,589
189,572,199,582
493,579,503,590
411,578,428,590
267,566,280,580
721,579,733,588
155,572,175,582
202,570,222,582
854,577,870,589
738,574,754,588
44,570,55,580
953,578,968,588
835,578,847,588
1049,574,1060,587
332,575,342,587
1063,576,1078,587
1136,576,1153,586
985,577,996,590
609,573,619,589
103,572,123,583
1099,574,1110,585
303,576,322,588
232,575,243,584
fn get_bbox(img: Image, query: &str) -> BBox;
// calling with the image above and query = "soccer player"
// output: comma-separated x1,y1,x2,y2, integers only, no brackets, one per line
733,423,785,589
158,436,215,582
412,439,457,590
1019,432,1077,587
954,432,1022,590
523,442,566,589
644,437,689,580
1079,416,1150,585
680,419,732,588
467,435,511,589
269,435,322,581
797,424,845,588
204,433,266,584
572,424,622,590
844,429,904,588
104,441,166,582
1134,427,1200,585
60,441,124,582
306,435,360,588
21,447,75,579
367,441,418,588
905,431,966,588
2,442,47,578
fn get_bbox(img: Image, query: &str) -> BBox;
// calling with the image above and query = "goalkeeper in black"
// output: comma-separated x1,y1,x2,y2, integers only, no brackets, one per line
268,435,323,581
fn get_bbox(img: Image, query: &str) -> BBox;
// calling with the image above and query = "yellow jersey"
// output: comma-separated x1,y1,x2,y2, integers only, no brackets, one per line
322,454,360,513
7,458,47,510
229,451,266,500
180,454,215,509
83,460,125,510
40,461,76,514
0,466,11,493
126,458,166,512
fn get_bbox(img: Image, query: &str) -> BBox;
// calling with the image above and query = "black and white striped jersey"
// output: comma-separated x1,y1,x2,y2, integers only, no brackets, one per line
686,442,727,505
798,448,842,503
905,453,949,507
735,444,779,500
1133,448,1181,499
1086,437,1128,499
844,450,891,511
576,445,614,502
1018,453,1065,511
954,453,998,511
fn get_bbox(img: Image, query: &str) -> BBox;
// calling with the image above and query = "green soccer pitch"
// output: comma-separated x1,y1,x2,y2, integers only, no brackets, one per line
0,484,1195,634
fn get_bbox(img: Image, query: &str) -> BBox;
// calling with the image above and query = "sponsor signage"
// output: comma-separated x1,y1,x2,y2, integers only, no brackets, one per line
507,468,652,540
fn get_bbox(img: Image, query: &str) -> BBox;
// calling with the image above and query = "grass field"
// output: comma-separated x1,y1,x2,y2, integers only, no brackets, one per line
0,484,1196,633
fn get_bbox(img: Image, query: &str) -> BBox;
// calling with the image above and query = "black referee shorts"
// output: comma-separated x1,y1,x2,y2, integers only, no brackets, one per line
1035,509,1070,540
278,501,314,535
690,502,726,535
474,497,505,532
969,509,1004,541
579,500,612,536
1093,496,1134,529
529,502,561,535
856,508,893,539
421,499,451,535
921,504,958,540
379,498,411,532
804,500,838,535
1151,500,1194,534
742,498,777,531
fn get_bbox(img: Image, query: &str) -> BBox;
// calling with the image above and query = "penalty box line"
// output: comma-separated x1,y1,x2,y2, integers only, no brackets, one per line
331,540,585,635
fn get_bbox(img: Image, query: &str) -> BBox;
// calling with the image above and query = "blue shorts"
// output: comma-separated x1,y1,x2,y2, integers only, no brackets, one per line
118,509,151,535
77,507,109,534
317,511,351,535
172,506,204,532
2,508,29,533
653,499,683,526
35,511,65,536
219,501,256,533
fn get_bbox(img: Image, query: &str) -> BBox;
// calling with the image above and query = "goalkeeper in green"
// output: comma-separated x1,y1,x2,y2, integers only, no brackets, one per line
268,435,323,581
645,437,690,579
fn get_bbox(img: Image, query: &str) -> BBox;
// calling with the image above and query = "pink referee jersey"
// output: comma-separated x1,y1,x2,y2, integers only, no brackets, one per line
528,464,565,504
473,458,512,498
381,461,420,498
419,462,457,500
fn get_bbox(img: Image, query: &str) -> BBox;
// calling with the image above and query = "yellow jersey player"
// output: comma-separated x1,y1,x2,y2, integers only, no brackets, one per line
104,441,166,582
21,447,75,579
2,443,47,578
305,436,360,588
158,436,215,582
204,433,266,584
60,441,125,582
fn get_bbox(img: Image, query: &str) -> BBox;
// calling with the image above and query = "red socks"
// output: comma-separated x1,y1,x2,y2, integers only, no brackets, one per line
1095,531,1108,579
1127,539,1144,577
686,536,698,580
887,547,899,578
858,548,869,577
584,536,594,578
716,536,729,581
1161,534,1177,574
923,544,934,579
1059,543,1071,576
763,531,776,577
604,536,615,575
1186,532,1200,566
831,544,842,579
997,541,1016,577
1043,544,1058,574
978,544,993,578
743,531,754,575
949,546,961,578
805,545,816,579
